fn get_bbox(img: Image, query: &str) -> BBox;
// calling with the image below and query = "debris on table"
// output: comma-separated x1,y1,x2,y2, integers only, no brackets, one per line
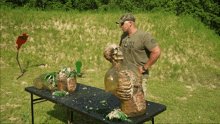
52,90,68,96
106,109,131,122
82,87,87,89
100,100,106,104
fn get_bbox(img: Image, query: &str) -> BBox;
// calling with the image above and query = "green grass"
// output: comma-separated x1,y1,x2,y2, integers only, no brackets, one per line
1,8,220,123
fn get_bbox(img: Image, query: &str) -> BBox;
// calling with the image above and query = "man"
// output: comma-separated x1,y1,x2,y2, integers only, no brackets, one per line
116,13,162,98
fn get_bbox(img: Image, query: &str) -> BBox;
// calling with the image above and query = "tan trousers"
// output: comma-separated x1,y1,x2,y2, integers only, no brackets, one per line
142,78,147,99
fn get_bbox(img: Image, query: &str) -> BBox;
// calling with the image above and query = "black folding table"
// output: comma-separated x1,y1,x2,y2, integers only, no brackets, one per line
25,83,166,124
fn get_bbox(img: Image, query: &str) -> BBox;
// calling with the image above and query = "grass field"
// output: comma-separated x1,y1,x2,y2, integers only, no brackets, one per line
1,8,220,123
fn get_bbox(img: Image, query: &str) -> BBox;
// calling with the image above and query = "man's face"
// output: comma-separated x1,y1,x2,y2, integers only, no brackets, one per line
120,21,131,33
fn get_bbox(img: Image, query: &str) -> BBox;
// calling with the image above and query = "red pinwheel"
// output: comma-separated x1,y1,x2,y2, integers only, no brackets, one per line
16,33,28,79
16,33,28,51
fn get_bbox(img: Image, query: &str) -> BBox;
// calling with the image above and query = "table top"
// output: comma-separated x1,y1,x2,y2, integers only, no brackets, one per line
25,83,166,124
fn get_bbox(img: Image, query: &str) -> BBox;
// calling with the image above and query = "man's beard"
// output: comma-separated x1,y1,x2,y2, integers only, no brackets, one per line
123,29,129,34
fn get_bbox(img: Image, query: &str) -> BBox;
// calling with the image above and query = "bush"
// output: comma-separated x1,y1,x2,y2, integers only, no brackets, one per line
3,0,219,35
46,1,64,11
175,0,220,35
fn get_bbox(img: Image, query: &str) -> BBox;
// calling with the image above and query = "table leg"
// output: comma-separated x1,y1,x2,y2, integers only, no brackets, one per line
31,93,34,124
151,117,154,124
71,111,73,122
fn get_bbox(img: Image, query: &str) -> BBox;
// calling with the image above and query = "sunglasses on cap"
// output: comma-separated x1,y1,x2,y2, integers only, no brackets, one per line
121,21,131,26
121,22,124,26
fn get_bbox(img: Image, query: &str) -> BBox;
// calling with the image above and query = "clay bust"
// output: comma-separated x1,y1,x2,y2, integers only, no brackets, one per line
33,67,77,93
56,67,77,93
104,44,146,117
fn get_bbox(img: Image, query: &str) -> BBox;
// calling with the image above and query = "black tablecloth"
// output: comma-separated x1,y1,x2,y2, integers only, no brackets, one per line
25,83,166,124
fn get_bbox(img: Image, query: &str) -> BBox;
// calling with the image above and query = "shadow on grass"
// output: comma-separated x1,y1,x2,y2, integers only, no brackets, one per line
47,104,99,124
46,104,111,124
46,104,74,124
16,60,47,79
23,61,47,71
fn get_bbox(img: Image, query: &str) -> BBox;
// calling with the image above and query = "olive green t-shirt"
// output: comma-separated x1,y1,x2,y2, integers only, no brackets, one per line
119,30,158,79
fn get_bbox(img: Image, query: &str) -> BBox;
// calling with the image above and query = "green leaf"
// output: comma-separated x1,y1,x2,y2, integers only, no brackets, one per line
51,72,56,76
23,114,29,118
52,90,67,96
53,93,60,96
61,67,67,70
100,100,106,104
126,118,131,122
63,91,67,94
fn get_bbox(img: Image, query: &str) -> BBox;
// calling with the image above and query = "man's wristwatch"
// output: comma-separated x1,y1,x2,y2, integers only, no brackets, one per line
142,66,147,71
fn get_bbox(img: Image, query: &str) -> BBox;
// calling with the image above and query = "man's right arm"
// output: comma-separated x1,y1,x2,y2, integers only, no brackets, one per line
119,37,122,46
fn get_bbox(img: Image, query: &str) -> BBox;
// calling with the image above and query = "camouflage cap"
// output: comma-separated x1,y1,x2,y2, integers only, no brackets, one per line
116,13,135,24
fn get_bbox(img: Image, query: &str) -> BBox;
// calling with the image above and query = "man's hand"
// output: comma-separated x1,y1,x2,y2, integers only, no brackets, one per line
139,45,161,75
139,66,145,74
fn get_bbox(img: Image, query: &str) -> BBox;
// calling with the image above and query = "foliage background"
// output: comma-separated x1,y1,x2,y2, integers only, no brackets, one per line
1,0,220,35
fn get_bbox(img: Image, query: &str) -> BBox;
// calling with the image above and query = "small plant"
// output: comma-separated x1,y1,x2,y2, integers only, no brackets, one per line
58,67,77,78
43,72,58,84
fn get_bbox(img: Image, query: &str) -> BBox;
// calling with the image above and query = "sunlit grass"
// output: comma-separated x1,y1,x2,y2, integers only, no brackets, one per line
1,7,220,123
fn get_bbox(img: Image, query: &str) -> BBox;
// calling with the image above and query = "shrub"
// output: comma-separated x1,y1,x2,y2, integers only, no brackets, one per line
3,0,219,35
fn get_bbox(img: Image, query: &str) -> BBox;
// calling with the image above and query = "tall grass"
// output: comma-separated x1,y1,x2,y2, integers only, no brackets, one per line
1,7,220,123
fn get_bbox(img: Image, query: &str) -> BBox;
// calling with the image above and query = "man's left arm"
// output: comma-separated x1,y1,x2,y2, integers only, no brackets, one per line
139,45,161,73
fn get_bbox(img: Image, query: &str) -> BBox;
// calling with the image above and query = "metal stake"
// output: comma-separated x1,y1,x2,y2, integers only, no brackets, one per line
16,50,24,80
31,93,34,124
